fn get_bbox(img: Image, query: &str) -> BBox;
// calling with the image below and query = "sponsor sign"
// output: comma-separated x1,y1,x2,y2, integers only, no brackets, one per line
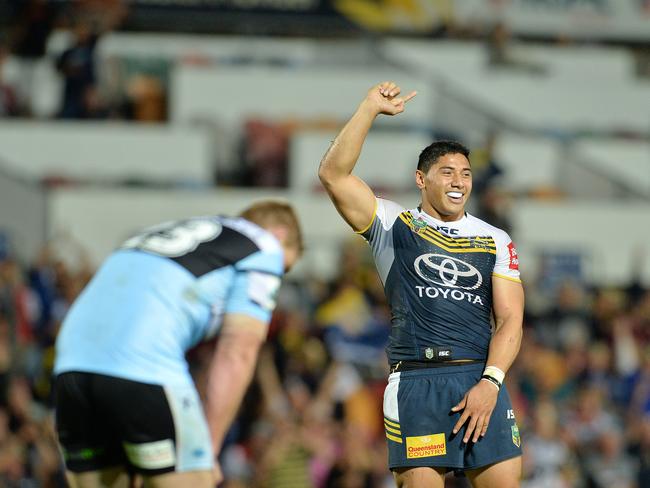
414,253,483,290
406,433,447,458
507,242,519,271
131,0,321,11
123,0,354,34
454,0,650,41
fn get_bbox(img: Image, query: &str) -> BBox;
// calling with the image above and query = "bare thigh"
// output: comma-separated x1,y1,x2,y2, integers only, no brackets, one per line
142,469,215,488
393,466,447,488
65,467,131,488
465,455,522,488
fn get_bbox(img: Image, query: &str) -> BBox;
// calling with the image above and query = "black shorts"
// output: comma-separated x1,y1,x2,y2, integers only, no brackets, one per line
54,372,213,474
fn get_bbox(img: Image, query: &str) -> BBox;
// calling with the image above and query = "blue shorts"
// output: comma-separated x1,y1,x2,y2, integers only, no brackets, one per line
383,362,522,471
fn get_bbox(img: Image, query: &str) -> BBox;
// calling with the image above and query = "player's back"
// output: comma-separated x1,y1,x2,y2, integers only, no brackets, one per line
54,216,284,386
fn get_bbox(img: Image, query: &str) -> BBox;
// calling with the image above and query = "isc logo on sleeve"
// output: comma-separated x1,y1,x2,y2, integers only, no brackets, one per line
406,433,446,458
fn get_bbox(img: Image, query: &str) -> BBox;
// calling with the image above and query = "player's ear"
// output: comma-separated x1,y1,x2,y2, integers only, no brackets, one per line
267,225,289,246
415,170,426,190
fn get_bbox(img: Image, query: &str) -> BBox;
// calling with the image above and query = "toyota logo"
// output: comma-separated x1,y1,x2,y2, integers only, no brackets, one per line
414,253,483,290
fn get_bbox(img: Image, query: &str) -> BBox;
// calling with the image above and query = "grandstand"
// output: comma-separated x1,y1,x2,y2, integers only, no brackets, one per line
0,1,649,487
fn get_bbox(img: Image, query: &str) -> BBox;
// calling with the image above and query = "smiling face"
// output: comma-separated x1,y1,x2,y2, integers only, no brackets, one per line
416,152,472,222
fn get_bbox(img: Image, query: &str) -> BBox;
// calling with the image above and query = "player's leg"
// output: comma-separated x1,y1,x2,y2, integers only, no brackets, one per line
55,373,131,488
384,367,474,488
393,466,446,488
102,378,216,486
141,470,215,488
461,380,522,488
465,455,522,488
65,467,131,488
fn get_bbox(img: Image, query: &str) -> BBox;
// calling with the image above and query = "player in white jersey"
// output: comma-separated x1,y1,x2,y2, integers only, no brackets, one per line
318,82,524,488
53,200,302,488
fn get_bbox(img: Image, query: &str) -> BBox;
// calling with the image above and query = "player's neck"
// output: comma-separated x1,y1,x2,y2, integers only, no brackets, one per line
419,203,465,223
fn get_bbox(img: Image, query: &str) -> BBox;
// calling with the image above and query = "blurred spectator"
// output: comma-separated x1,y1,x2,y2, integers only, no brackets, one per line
469,132,504,197
485,21,546,74
122,74,166,122
238,119,289,187
584,428,637,488
590,288,628,342
5,0,57,115
470,132,514,233
631,415,650,488
630,347,650,419
56,19,100,119
476,186,512,235
563,387,621,461
537,280,591,351
0,40,19,117
0,316,12,401
522,401,576,488
315,238,390,373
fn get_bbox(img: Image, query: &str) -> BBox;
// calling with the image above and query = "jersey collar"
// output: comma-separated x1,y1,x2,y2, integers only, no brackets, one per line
416,206,468,228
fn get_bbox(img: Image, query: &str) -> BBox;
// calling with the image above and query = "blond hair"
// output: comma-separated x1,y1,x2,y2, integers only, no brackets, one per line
239,200,303,254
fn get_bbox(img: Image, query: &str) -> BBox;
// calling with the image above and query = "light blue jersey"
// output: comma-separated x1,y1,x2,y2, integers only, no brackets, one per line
54,216,284,386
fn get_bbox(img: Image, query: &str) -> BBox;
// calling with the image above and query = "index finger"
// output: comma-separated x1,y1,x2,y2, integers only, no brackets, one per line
403,90,417,103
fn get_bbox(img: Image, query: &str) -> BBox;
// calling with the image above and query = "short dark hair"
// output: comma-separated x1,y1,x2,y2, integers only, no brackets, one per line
417,140,470,174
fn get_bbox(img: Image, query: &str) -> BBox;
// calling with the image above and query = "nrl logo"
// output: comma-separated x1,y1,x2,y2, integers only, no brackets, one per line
425,347,434,360
411,217,427,235
511,424,521,448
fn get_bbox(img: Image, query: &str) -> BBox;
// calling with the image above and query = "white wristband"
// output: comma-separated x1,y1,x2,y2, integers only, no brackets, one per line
483,366,505,385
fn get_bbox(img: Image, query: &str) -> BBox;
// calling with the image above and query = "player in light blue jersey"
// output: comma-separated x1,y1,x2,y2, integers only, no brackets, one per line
319,83,524,488
53,200,302,488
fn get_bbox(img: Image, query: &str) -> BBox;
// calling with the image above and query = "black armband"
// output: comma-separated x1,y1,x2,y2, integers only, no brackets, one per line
481,374,501,390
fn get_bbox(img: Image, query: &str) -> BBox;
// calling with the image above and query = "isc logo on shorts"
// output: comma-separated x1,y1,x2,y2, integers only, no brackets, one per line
406,433,446,458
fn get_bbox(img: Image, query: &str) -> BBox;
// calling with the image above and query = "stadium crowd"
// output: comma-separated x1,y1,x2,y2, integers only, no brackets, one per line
0,232,648,488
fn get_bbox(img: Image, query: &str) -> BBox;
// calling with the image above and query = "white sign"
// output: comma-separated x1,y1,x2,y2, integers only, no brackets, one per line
454,0,650,40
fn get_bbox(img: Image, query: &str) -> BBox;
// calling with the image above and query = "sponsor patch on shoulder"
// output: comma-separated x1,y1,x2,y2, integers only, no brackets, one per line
406,433,446,458
507,242,519,270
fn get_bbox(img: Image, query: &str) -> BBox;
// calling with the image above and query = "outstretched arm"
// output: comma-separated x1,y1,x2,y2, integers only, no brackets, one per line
318,81,416,231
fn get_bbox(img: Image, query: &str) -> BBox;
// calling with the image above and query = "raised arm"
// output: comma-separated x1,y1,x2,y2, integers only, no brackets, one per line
318,81,416,231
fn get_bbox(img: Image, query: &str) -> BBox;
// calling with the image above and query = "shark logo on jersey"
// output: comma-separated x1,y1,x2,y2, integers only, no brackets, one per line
414,254,483,290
